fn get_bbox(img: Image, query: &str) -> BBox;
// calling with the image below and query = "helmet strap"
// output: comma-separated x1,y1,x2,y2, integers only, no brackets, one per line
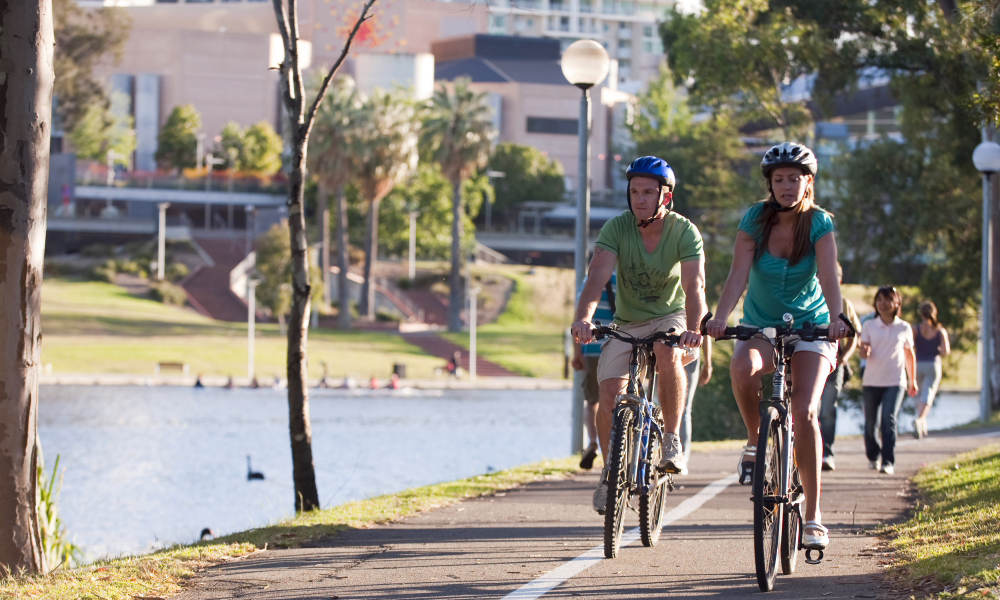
636,190,671,228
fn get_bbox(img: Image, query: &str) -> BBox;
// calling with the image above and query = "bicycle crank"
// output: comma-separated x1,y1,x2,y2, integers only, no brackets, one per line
804,548,824,565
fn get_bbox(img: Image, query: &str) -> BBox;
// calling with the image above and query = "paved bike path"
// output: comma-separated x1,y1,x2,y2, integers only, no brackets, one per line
171,427,1000,600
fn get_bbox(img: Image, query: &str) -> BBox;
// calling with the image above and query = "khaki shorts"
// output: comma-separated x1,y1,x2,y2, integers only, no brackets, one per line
597,311,687,383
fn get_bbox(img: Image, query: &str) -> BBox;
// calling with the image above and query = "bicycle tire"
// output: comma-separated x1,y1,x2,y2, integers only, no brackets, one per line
781,456,802,574
753,407,783,592
604,403,635,559
640,408,667,547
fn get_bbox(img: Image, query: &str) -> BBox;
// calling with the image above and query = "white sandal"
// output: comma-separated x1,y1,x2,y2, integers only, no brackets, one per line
802,520,829,550
737,444,755,485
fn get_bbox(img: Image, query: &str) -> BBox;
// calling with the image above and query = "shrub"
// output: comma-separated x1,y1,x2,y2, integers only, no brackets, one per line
90,259,117,283
80,243,114,258
149,281,188,306
166,262,190,282
38,455,80,570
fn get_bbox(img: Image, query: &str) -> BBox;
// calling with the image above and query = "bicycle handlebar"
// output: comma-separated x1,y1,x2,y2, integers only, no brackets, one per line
699,311,856,343
592,323,682,347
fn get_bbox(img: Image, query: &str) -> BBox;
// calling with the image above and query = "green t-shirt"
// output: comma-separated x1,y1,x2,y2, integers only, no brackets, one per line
595,210,703,324
738,202,834,327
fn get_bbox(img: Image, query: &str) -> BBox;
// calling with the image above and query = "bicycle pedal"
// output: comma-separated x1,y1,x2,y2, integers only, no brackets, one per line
738,462,754,485
804,548,824,564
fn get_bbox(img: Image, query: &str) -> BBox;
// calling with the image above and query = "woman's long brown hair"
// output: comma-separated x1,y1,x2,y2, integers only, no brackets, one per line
753,177,819,265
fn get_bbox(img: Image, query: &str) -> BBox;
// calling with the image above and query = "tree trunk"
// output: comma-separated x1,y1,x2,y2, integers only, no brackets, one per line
284,138,319,512
448,179,465,332
335,185,351,329
360,198,381,320
0,0,54,574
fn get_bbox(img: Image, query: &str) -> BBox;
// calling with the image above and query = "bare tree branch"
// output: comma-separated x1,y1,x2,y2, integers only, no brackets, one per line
303,0,377,139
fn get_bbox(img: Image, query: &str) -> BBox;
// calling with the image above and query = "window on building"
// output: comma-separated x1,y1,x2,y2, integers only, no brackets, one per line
617,38,630,50
580,0,593,12
618,21,631,35
526,117,578,135
489,14,507,33
559,16,570,31
550,0,566,11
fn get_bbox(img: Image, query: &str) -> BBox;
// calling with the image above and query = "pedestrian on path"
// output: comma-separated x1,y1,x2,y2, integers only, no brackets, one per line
911,299,950,439
678,338,712,475
858,285,918,475
572,272,616,470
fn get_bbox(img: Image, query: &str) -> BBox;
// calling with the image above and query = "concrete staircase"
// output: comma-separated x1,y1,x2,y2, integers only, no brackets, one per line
182,237,250,322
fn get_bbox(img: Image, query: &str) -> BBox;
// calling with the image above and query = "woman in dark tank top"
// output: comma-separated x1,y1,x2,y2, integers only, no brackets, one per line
911,300,951,438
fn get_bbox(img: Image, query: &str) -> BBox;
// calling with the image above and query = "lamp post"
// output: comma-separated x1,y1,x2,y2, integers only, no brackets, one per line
973,139,1000,422
156,202,169,281
247,276,260,382
469,285,481,381
561,39,610,455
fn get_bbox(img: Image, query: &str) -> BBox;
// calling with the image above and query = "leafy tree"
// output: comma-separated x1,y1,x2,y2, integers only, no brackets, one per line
307,76,363,328
354,88,419,319
155,104,201,172
378,164,485,259
52,0,130,132
485,143,565,217
1,0,55,574
661,0,817,138
271,0,376,512
216,121,282,175
68,90,136,165
420,78,497,331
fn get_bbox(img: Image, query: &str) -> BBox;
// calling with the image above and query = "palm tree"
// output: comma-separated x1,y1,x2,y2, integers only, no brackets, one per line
420,79,496,332
354,88,419,319
308,76,362,329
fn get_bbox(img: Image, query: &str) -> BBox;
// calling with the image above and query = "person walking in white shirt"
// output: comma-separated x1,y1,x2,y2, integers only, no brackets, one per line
858,285,918,475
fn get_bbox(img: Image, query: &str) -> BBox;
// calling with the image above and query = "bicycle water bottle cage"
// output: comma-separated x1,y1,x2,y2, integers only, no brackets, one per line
805,548,824,565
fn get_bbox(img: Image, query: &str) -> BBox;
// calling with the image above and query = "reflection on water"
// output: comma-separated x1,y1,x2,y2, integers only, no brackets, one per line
39,385,571,562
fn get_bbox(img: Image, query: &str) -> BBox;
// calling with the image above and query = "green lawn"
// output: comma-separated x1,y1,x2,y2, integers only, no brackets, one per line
41,279,443,380
883,427,1000,598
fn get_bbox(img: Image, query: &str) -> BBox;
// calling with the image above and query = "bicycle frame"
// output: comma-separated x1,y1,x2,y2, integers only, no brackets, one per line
757,331,796,518
621,342,662,497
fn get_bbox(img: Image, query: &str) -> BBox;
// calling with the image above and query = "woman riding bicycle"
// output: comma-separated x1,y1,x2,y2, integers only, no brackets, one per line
704,142,851,551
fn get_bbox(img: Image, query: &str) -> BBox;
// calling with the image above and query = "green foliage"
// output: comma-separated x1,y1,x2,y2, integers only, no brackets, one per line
661,0,816,137
420,78,497,182
377,164,474,260
52,0,131,131
90,259,116,283
165,262,189,283
254,223,325,320
308,76,363,192
149,281,187,306
486,143,565,212
690,344,747,442
68,91,136,164
353,88,420,204
217,121,283,175
255,223,293,319
37,455,81,570
155,105,201,171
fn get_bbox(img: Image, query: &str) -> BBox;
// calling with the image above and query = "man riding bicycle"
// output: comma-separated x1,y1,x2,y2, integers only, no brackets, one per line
570,155,707,513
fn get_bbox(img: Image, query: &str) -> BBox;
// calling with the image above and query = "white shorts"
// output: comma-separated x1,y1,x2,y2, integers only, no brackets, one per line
741,322,838,374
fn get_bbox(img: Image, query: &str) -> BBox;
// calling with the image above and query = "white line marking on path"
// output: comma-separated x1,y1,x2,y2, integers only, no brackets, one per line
502,473,739,600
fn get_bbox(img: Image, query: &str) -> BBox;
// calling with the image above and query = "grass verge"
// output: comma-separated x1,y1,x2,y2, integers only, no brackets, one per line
0,456,579,600
882,435,1000,598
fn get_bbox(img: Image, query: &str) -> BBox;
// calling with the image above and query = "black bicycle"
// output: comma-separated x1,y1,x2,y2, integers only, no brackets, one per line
592,324,682,558
705,312,854,591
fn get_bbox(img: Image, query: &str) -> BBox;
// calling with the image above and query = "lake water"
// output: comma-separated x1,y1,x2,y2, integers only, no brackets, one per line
38,385,572,563
37,384,980,563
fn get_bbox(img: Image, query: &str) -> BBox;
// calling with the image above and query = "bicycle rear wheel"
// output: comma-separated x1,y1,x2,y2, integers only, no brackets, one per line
604,403,635,558
640,408,667,547
753,408,783,592
781,457,802,574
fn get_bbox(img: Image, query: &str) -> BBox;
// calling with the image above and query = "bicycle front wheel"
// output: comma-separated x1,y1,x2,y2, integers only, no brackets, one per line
640,408,668,547
604,403,636,558
753,408,783,592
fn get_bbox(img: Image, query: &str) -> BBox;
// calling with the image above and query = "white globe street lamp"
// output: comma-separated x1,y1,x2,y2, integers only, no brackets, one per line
974,140,1000,422
561,39,610,455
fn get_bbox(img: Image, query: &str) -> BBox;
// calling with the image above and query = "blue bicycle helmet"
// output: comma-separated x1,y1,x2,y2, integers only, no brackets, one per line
625,155,676,190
